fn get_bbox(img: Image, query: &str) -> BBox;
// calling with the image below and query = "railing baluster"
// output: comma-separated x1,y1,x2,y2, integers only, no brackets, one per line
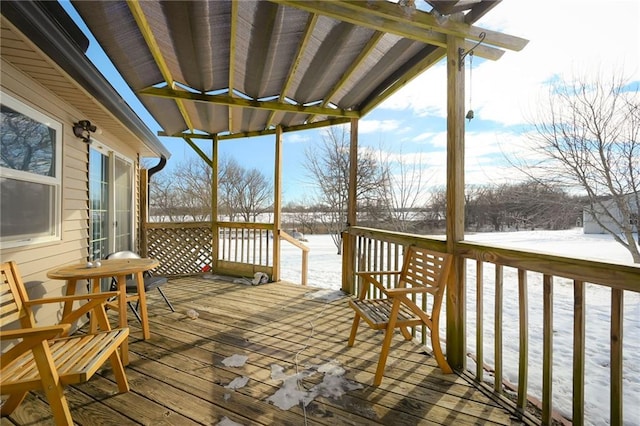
611,288,623,425
265,229,270,265
259,229,263,264
221,226,226,261
542,274,553,425
573,280,585,426
241,228,246,263
495,264,503,394
517,268,528,413
476,260,484,381
234,228,239,262
252,228,257,264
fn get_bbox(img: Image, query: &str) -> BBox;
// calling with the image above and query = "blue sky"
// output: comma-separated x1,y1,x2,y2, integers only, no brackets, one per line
62,1,640,204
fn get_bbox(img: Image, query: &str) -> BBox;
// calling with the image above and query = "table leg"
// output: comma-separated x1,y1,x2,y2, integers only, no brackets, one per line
114,274,129,366
62,279,78,320
134,271,150,340
89,278,101,333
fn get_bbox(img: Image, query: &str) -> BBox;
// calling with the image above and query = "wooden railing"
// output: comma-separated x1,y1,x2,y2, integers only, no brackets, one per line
343,226,640,426
142,221,310,285
280,230,309,285
216,221,273,278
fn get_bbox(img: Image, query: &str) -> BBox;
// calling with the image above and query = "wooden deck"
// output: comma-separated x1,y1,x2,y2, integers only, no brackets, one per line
3,277,527,425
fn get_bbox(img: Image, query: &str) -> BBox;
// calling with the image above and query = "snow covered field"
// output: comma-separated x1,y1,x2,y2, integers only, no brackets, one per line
279,228,639,426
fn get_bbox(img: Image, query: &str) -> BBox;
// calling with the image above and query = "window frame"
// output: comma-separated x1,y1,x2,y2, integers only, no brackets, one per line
0,91,63,248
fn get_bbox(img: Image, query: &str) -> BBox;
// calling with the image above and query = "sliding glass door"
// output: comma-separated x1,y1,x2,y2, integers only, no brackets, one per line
89,146,133,264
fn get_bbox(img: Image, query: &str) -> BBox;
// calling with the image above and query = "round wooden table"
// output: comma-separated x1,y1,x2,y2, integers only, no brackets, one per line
47,257,160,365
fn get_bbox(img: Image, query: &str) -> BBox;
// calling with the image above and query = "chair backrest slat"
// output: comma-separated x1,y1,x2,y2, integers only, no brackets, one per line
400,246,450,290
1,261,34,329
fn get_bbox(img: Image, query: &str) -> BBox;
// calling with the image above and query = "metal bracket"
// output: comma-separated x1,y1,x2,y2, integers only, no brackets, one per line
458,32,486,71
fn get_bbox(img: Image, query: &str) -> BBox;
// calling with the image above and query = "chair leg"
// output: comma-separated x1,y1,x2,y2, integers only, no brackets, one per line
399,326,412,340
347,312,361,347
108,350,130,393
33,343,73,425
157,287,175,312
373,299,402,386
430,322,453,374
0,392,27,416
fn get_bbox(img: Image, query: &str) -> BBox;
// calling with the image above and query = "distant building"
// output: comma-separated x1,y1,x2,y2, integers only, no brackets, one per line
583,192,639,234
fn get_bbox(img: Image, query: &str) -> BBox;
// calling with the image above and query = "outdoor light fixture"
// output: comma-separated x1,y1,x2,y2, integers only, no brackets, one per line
73,120,97,143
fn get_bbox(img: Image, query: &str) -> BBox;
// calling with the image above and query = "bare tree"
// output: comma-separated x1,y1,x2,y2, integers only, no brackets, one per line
373,145,432,232
218,157,243,221
304,125,386,253
523,72,640,262
173,157,213,221
148,170,182,221
235,167,273,221
149,155,272,223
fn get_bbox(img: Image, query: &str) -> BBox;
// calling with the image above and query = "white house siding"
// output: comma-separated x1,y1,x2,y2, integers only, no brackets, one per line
583,195,638,235
0,58,140,326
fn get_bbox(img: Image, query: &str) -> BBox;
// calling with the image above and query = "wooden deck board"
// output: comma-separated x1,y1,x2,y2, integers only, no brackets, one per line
2,277,524,425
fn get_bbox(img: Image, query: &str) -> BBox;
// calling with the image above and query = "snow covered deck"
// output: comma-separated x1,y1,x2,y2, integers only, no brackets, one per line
5,277,527,425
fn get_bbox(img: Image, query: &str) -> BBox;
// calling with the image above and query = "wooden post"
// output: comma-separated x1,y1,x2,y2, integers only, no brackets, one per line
272,125,283,282
342,118,358,294
212,134,219,272
445,30,466,370
139,167,148,257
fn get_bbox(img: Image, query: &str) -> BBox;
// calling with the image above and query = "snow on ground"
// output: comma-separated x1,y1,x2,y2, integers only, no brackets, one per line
279,228,640,426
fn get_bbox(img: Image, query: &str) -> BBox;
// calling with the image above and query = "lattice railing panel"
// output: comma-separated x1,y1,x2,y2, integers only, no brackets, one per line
146,223,213,276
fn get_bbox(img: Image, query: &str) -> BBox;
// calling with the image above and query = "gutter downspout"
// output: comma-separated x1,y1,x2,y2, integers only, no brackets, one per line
147,155,167,200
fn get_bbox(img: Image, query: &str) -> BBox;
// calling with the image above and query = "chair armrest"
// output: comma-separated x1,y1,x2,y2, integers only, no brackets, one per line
386,287,437,296
24,291,119,306
0,324,70,341
1,324,71,367
356,271,401,276
355,272,399,299
24,292,120,330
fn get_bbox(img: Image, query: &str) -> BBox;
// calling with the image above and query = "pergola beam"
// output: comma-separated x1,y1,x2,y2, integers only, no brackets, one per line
139,87,360,118
158,117,352,140
126,1,195,131
271,0,527,61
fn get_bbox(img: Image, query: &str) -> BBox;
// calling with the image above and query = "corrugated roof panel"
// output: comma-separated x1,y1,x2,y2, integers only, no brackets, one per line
162,1,232,92
81,2,164,91
338,38,427,108
69,0,522,138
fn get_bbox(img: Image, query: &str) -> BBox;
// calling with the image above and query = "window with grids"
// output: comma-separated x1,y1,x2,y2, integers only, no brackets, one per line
0,92,62,248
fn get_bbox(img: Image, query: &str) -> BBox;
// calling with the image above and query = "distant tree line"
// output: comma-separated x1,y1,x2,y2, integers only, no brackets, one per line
282,181,583,236
149,156,272,222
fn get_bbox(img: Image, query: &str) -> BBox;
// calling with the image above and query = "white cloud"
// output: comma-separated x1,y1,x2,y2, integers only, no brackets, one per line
283,132,310,144
359,119,403,133
377,1,640,129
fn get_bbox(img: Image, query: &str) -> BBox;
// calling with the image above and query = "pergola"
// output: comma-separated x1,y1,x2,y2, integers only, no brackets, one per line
71,0,527,369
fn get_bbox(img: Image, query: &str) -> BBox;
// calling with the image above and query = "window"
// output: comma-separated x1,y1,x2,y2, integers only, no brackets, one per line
0,92,62,248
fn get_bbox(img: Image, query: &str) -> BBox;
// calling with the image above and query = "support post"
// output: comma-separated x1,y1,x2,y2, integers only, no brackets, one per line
342,118,358,294
272,125,283,281
445,31,466,370
212,134,219,272
139,167,149,256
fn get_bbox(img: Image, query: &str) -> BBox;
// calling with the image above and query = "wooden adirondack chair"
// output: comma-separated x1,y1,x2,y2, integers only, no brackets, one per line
348,245,453,385
0,260,130,425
